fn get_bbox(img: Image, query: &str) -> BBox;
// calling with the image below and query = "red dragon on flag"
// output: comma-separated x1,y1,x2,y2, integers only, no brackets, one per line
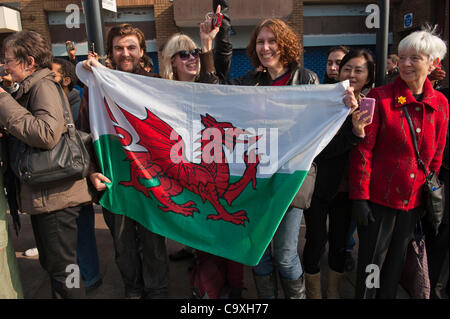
103,98,261,226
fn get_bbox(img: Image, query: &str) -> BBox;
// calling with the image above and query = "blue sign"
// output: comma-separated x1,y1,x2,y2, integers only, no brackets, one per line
404,13,413,28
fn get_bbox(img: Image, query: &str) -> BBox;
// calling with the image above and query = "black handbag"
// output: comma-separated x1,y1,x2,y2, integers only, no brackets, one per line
10,84,91,186
403,106,445,235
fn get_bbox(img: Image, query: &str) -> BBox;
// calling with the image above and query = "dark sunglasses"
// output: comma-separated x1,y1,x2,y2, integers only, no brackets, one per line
172,48,201,60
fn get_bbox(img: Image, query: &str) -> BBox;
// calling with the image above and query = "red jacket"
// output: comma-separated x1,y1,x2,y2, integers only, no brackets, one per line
349,77,449,211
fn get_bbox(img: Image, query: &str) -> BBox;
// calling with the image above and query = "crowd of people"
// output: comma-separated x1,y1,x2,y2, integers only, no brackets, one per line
0,0,448,300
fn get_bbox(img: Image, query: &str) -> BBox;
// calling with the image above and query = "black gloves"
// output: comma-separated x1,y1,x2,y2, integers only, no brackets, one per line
352,200,375,226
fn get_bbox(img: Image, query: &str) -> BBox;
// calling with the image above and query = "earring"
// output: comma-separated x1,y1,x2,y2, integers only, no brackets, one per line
173,67,177,79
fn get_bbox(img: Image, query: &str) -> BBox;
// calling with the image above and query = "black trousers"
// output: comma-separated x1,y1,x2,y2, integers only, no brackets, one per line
303,192,353,274
30,206,84,299
355,202,420,299
102,208,169,298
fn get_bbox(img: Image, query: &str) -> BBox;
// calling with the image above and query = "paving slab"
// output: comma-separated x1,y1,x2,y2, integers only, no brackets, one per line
8,205,409,299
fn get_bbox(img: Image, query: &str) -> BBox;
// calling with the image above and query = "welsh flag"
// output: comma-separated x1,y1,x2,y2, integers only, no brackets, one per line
76,65,350,266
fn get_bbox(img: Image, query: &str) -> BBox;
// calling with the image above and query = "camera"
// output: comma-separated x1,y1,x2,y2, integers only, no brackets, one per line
206,12,223,28
212,12,223,28
66,41,75,52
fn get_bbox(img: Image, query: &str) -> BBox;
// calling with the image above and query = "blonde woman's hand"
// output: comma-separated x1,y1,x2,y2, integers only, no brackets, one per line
200,5,221,52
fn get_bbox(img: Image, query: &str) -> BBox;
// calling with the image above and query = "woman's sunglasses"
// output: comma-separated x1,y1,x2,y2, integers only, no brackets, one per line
172,48,201,60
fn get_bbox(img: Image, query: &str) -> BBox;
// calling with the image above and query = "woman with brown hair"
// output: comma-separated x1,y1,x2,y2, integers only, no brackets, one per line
0,30,93,298
204,18,358,298
229,19,319,86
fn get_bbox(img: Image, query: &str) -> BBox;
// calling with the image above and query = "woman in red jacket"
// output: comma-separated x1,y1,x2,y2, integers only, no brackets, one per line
349,28,448,299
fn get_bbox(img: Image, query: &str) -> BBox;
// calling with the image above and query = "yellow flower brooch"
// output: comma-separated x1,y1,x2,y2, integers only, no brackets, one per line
397,96,407,105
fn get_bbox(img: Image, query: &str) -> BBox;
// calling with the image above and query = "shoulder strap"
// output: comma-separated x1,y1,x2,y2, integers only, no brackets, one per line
54,83,76,138
402,106,429,179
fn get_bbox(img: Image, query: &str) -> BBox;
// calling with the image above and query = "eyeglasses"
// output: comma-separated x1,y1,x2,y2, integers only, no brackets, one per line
3,58,17,65
172,48,201,60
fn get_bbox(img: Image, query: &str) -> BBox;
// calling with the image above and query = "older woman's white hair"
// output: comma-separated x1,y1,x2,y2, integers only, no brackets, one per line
160,33,200,80
398,26,447,63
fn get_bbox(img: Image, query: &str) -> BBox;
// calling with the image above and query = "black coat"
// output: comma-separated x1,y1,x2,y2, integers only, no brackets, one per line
226,65,319,86
312,115,363,201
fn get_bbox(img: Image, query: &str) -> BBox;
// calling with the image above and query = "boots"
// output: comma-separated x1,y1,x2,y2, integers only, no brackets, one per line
253,272,278,299
280,274,306,299
305,272,322,299
327,268,344,299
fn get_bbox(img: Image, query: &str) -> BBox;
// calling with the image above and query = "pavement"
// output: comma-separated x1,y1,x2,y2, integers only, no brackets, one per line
8,204,410,299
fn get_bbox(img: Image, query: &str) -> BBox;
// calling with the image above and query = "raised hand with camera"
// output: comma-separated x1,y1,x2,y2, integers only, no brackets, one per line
200,5,222,53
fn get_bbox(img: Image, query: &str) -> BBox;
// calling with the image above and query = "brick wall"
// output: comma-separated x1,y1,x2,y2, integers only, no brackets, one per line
18,0,51,42
229,49,252,79
303,45,376,84
154,0,179,71
43,0,154,11
391,0,433,50
287,0,303,64
391,0,449,89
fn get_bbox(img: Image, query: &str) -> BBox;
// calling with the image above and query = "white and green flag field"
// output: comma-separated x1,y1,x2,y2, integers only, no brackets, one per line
77,64,349,265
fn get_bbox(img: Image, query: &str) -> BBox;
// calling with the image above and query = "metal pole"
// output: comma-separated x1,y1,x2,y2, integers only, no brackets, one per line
83,0,106,65
375,0,390,87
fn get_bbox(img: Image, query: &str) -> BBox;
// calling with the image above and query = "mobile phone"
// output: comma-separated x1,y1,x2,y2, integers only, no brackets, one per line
360,97,376,124
0,65,7,77
89,42,95,54
212,12,223,28
66,41,75,51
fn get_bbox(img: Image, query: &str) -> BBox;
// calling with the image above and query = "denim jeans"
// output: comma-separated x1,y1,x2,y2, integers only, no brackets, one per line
253,207,303,280
76,204,101,288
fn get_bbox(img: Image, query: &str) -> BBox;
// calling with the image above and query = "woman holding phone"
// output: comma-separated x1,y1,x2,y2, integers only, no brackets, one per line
302,49,375,299
349,29,448,299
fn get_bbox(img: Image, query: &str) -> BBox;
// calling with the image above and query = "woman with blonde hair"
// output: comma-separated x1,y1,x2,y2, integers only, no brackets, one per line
160,34,201,81
160,2,245,299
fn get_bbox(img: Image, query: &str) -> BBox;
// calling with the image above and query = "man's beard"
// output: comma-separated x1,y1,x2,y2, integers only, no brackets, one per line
116,57,139,73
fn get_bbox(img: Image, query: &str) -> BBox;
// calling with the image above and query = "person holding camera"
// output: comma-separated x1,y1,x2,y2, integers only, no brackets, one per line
65,41,78,66
0,30,93,299
201,14,361,298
